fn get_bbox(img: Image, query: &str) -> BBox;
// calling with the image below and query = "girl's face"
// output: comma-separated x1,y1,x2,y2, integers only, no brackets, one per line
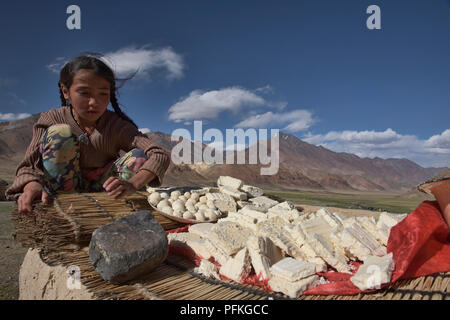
61,69,111,126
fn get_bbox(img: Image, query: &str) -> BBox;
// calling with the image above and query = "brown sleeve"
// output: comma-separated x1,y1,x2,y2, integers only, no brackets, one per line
5,117,49,200
118,122,171,187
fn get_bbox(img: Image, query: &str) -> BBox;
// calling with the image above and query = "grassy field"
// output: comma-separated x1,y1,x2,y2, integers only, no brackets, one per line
265,189,431,214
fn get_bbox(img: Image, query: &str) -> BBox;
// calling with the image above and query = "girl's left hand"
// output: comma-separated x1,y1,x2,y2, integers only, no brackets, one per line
103,177,137,199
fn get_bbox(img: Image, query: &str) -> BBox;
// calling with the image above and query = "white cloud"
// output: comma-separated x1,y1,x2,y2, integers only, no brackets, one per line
139,128,151,134
424,129,450,150
168,87,267,122
0,113,31,121
46,46,185,81
303,128,450,167
235,110,315,132
103,45,184,80
46,57,67,73
254,85,274,94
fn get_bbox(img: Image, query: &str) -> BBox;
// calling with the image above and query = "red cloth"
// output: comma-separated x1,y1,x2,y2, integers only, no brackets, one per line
304,201,450,295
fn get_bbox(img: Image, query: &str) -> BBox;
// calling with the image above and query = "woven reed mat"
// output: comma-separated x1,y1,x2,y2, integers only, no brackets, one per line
36,247,450,300
12,191,184,260
12,191,450,300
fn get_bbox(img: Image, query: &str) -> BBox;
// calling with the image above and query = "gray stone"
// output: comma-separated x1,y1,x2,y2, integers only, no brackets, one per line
89,210,168,284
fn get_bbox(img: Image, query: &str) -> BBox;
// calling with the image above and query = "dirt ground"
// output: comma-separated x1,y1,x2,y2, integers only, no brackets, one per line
0,200,388,300
0,201,28,300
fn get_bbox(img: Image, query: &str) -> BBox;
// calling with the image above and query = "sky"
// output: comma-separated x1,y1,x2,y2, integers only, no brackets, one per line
0,0,449,168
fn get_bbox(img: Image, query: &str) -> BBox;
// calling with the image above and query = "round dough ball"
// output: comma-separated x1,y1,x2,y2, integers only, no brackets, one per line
190,193,200,201
185,198,196,206
178,195,187,203
195,211,206,222
187,205,197,214
198,204,209,211
184,192,191,199
173,210,183,218
157,199,169,209
183,211,195,220
160,192,169,199
161,206,173,215
199,196,207,204
170,190,181,200
172,200,185,212
148,192,161,206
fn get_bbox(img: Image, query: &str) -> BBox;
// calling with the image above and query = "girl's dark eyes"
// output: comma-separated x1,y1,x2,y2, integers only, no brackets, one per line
78,92,109,96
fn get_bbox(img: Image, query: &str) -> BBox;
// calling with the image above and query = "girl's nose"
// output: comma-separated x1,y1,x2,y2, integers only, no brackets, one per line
88,97,97,107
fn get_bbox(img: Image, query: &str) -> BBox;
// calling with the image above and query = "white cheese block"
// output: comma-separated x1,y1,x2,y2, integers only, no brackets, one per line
217,176,243,190
268,274,322,299
240,206,268,222
236,200,250,209
377,212,407,228
219,213,259,232
344,222,386,259
204,239,230,266
206,192,237,213
249,196,279,210
356,216,386,247
257,218,305,260
209,222,253,256
270,201,296,211
299,216,336,238
376,222,391,246
219,185,248,201
375,212,407,246
270,257,317,282
307,233,352,273
188,222,215,238
219,247,252,283
194,259,221,280
241,185,264,198
214,199,237,213
267,207,301,224
316,208,343,230
167,232,212,260
350,253,395,291
246,236,272,280
285,224,328,272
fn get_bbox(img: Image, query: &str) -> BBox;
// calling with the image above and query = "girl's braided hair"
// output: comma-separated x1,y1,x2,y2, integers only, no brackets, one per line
58,52,138,128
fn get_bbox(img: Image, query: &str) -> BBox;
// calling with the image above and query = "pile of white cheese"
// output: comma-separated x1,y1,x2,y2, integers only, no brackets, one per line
164,176,406,298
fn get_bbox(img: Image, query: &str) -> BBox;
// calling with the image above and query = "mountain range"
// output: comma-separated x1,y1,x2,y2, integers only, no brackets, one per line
0,113,445,193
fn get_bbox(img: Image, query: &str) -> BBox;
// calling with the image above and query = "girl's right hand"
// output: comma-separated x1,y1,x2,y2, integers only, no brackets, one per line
18,181,49,214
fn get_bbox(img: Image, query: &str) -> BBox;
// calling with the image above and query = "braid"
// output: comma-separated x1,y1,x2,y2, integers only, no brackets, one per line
58,83,67,106
110,89,138,128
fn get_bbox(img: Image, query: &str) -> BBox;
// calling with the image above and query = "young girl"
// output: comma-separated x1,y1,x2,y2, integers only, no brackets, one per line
6,53,170,213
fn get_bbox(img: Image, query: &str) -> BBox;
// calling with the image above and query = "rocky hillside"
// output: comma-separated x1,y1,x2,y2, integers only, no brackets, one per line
0,114,445,193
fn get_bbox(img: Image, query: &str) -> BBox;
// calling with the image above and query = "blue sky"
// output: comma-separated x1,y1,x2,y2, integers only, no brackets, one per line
0,0,450,167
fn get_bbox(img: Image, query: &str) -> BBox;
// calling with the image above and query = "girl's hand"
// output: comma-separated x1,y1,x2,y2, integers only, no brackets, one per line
18,181,49,214
103,177,137,199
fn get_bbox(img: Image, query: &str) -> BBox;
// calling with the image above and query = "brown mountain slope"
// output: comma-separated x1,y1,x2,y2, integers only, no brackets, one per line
0,115,445,192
